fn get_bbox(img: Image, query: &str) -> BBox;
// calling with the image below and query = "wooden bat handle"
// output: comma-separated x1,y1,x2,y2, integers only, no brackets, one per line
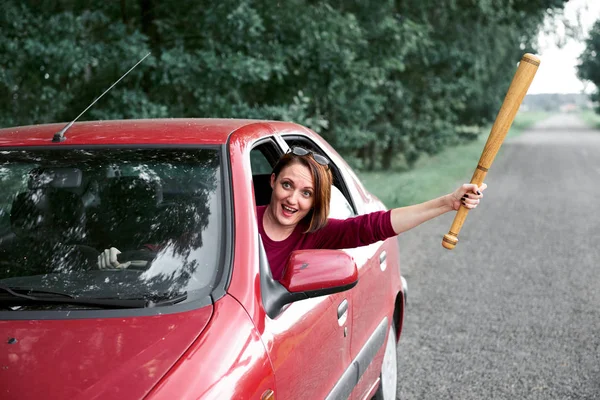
442,53,540,250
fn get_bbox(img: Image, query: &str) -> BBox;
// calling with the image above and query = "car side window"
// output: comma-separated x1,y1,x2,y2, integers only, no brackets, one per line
281,136,356,218
250,140,283,206
329,186,355,219
250,148,273,175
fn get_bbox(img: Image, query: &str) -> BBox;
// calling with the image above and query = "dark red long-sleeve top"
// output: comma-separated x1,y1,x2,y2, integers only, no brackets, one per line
256,205,396,280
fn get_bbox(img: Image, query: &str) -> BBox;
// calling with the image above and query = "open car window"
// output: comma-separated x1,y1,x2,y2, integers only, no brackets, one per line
250,137,358,220
0,148,224,309
280,136,357,217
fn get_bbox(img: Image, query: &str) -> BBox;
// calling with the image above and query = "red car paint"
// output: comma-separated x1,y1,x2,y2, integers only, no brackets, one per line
0,119,405,400
1,306,213,399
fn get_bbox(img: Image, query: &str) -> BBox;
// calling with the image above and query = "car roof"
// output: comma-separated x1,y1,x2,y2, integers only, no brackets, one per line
0,118,301,147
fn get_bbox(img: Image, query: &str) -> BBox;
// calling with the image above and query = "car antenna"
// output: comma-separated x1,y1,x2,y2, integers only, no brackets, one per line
52,52,152,143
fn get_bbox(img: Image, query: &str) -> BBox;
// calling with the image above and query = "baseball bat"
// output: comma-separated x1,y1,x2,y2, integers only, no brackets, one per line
442,53,540,250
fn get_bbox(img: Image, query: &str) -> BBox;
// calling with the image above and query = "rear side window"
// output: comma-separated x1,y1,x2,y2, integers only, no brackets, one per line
0,148,223,310
329,186,354,219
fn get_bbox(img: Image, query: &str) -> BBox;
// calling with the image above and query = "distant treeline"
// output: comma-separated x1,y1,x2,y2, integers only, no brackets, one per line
522,93,594,112
1,0,568,170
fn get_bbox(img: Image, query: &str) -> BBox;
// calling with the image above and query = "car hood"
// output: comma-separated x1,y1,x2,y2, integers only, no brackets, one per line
0,305,213,400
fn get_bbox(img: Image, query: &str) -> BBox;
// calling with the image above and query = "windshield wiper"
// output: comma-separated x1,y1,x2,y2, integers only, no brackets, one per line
145,292,188,307
0,285,75,300
0,285,187,309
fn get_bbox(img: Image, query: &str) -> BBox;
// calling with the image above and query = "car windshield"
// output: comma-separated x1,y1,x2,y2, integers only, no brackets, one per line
0,148,224,308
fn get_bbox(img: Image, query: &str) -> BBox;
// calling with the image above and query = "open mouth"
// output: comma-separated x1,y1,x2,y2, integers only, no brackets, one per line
281,204,297,217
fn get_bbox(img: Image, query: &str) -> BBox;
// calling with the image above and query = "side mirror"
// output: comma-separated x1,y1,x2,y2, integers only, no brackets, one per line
260,246,358,319
280,250,358,297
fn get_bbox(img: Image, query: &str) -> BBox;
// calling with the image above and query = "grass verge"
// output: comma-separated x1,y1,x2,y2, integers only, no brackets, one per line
358,111,549,208
579,110,600,129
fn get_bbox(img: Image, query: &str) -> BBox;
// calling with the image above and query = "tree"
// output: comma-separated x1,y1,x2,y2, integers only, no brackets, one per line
578,19,600,112
0,0,568,170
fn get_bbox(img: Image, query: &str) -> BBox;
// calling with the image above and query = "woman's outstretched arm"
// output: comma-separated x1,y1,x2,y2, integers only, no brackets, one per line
390,183,487,235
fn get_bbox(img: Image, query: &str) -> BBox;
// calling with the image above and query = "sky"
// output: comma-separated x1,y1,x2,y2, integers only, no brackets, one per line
528,0,600,94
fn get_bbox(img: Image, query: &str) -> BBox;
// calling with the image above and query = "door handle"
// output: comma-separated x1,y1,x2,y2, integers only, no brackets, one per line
337,299,348,326
379,250,387,271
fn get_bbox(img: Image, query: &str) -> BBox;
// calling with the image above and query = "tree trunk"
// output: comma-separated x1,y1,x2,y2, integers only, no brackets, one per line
367,141,376,171
121,0,128,25
139,0,159,51
381,140,395,170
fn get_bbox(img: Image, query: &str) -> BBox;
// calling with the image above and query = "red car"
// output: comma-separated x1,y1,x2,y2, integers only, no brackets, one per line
0,119,406,400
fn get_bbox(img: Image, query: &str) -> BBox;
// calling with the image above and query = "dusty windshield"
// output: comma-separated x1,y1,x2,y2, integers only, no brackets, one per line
0,148,224,309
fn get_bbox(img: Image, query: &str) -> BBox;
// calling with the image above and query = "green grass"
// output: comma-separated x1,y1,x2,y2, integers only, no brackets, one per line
358,111,549,208
579,110,600,129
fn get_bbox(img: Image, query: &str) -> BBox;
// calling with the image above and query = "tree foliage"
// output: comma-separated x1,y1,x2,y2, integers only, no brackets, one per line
0,0,566,169
578,19,600,112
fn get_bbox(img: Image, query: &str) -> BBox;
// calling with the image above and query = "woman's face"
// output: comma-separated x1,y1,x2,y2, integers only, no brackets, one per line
269,162,315,229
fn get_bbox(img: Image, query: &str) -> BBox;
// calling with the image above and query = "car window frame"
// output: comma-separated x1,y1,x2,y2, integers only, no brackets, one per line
250,147,275,174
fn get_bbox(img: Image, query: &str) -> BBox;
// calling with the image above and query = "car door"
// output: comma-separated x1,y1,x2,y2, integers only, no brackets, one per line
343,181,394,400
329,189,387,400
250,140,353,399
323,156,391,400
281,135,392,399
262,292,353,399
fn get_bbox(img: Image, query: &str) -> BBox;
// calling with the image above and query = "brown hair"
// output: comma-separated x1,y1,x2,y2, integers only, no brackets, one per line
271,150,333,233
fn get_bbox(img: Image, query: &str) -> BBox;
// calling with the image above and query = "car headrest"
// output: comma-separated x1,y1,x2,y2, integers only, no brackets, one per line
28,167,83,190
10,189,87,241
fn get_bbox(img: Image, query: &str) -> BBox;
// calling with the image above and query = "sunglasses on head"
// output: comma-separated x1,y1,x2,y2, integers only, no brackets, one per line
288,147,330,168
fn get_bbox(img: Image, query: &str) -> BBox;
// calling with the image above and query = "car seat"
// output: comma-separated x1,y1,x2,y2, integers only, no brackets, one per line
252,174,272,206
10,188,87,243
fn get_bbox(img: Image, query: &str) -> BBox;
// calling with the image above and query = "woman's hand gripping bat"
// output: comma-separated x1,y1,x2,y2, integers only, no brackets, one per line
442,53,541,250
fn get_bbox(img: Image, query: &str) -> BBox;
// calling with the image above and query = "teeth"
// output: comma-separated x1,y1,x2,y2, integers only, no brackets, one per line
283,205,296,213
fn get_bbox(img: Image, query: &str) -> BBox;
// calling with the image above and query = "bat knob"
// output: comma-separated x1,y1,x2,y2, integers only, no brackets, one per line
442,233,458,250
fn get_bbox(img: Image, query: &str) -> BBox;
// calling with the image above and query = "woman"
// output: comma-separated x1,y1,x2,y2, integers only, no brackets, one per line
257,147,486,280
99,147,486,273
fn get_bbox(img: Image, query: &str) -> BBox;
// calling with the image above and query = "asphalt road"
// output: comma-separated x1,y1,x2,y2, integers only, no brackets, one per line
395,114,600,400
